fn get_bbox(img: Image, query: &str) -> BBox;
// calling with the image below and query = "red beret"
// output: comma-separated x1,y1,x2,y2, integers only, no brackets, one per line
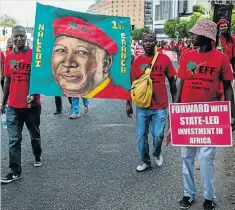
52,17,118,56
217,19,229,27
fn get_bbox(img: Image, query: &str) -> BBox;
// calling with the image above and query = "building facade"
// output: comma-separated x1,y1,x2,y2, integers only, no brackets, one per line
87,0,145,29
152,0,211,39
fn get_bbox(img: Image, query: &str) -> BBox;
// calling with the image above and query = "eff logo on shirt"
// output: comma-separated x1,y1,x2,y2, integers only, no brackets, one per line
140,64,148,71
10,60,18,71
187,62,197,76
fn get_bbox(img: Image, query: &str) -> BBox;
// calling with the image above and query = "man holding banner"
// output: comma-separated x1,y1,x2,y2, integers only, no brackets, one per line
175,19,235,210
1,26,42,184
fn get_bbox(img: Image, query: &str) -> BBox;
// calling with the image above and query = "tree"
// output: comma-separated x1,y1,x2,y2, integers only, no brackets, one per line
231,9,235,34
187,12,203,31
131,27,149,40
164,18,180,38
176,19,189,38
0,15,18,27
192,4,206,14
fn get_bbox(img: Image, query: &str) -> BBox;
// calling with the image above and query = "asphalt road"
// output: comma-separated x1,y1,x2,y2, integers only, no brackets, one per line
1,96,235,210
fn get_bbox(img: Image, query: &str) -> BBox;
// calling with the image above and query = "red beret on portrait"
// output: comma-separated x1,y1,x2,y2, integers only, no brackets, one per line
52,17,118,56
217,19,229,28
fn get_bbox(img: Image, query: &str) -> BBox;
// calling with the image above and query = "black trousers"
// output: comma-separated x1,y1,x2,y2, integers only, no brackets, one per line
55,96,72,112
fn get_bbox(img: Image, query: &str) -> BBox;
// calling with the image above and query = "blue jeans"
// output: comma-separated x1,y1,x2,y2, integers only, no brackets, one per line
72,97,89,115
181,147,216,200
136,107,167,166
6,106,42,174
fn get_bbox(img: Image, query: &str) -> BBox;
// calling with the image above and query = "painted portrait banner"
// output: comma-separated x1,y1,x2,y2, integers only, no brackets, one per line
169,101,233,147
30,3,131,100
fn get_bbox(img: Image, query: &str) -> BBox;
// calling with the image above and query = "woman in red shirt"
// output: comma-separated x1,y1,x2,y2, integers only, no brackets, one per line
216,19,235,75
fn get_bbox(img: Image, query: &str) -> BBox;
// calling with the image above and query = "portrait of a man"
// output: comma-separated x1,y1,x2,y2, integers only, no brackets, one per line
51,16,129,99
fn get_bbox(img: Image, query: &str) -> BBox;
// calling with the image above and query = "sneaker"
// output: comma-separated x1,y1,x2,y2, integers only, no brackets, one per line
84,107,89,113
1,172,21,184
155,155,163,167
203,200,216,210
179,196,195,209
34,157,42,167
69,114,80,119
136,162,151,172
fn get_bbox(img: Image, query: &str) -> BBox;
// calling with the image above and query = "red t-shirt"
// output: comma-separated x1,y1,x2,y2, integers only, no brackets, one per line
220,35,235,60
5,49,13,56
1,50,5,75
4,47,40,108
178,49,233,103
131,54,176,110
180,48,194,62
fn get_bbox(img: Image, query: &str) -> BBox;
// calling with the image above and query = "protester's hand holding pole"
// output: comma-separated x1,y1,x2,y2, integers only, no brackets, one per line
126,100,133,118
27,95,35,108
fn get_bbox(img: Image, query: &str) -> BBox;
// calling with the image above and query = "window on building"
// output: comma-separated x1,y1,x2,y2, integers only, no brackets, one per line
116,5,118,8
139,9,141,12
116,10,118,12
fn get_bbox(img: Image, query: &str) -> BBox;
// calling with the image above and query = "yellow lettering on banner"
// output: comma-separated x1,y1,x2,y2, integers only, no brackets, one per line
121,66,126,73
37,38,42,45
35,24,45,68
121,46,126,53
38,24,45,31
121,53,126,60
121,60,125,67
38,31,44,38
36,45,42,53
36,53,42,60
35,60,41,68
121,40,126,46
120,33,127,74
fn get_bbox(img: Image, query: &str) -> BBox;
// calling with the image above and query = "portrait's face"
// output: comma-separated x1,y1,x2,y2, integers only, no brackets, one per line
52,36,112,96
219,23,228,34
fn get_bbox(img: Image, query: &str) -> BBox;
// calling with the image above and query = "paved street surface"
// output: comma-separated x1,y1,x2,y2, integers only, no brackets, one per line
1,96,235,210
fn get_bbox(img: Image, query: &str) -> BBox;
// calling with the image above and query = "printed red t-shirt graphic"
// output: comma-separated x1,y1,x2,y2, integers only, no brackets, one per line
4,48,40,108
178,49,234,103
131,53,176,110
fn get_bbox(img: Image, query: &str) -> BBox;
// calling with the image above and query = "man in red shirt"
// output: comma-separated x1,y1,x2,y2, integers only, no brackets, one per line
126,31,177,172
175,20,235,210
1,25,42,184
5,38,13,56
0,49,5,90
